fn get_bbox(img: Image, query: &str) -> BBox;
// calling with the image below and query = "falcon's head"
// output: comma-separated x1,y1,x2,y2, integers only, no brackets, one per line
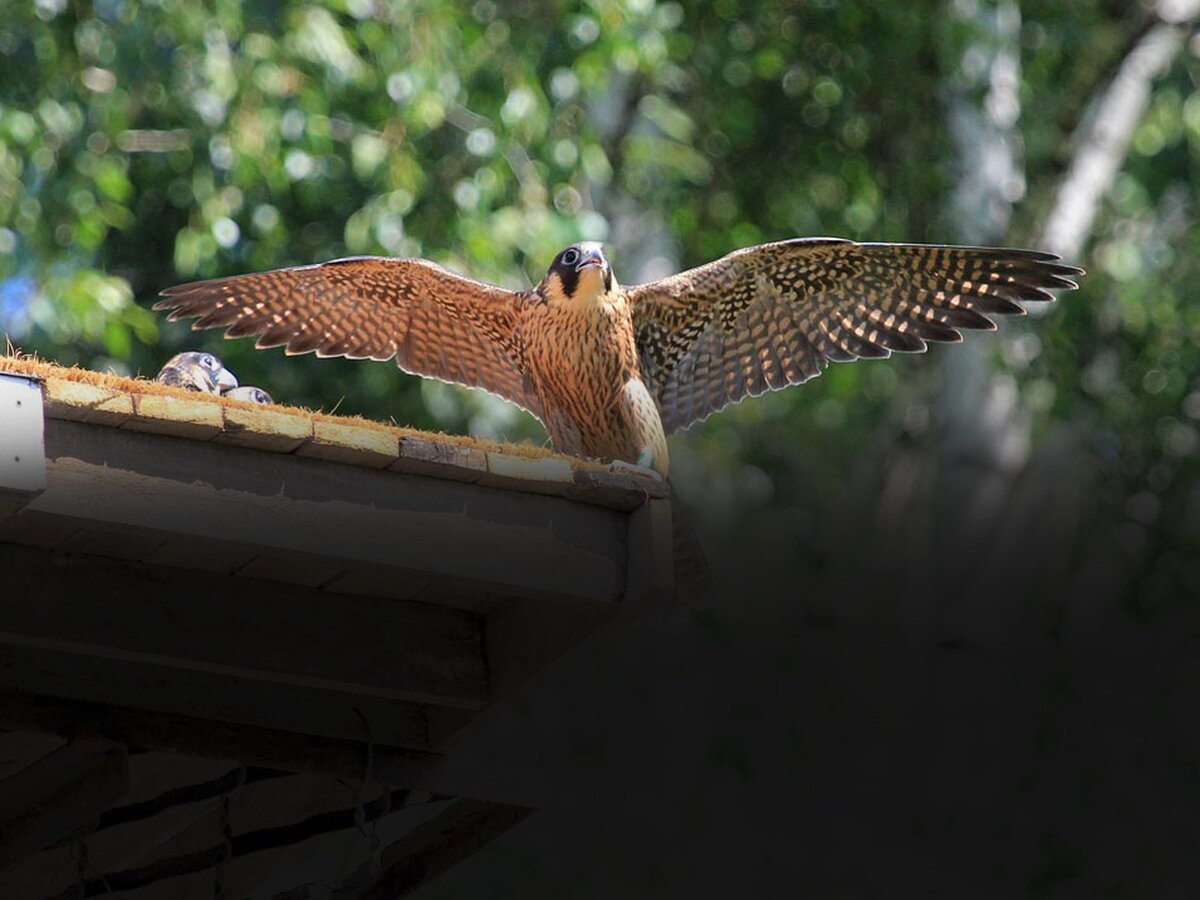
225,385,274,405
155,351,239,394
541,242,614,305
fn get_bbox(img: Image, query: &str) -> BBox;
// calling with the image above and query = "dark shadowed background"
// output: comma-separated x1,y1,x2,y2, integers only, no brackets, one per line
3,0,1199,895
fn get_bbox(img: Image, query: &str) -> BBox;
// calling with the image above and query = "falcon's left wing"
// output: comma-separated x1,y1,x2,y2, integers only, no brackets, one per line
629,238,1081,434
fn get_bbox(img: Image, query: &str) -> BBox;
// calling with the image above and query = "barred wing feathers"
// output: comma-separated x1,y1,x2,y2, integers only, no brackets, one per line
156,256,542,419
629,239,1081,434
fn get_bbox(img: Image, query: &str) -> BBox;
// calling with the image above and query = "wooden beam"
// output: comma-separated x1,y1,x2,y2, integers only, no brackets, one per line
0,732,66,780
99,763,248,831
0,644,432,750
0,737,128,872
480,596,614,705
52,843,230,898
337,798,533,899
425,498,675,745
471,497,672,709
0,691,440,791
72,790,395,894
0,691,541,810
24,419,626,605
624,496,675,607
0,544,487,709
37,784,457,898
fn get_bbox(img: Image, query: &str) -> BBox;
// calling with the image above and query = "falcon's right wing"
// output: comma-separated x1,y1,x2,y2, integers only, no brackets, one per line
156,256,543,420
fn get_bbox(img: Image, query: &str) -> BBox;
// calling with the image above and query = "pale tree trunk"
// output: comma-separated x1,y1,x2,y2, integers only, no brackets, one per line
1039,0,1200,258
585,76,679,285
1039,0,1200,643
936,0,1026,558
929,0,1200,643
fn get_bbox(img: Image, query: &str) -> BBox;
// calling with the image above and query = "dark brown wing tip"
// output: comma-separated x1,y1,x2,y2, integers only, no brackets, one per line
154,277,225,311
152,287,187,310
969,248,1085,280
1013,250,1085,275
157,280,208,299
970,249,1084,297
858,241,1085,283
1029,261,1084,287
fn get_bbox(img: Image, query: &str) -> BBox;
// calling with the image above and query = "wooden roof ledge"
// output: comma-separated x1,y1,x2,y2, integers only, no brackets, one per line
0,354,667,507
0,358,675,898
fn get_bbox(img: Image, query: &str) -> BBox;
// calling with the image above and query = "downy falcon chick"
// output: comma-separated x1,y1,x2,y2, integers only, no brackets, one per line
156,238,1081,476
155,350,239,394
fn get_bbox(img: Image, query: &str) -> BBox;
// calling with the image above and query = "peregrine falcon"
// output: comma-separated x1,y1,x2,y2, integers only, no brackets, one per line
156,238,1081,476
155,351,239,394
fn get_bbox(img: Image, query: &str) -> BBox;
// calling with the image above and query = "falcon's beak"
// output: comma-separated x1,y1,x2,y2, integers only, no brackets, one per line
575,247,606,272
215,366,240,392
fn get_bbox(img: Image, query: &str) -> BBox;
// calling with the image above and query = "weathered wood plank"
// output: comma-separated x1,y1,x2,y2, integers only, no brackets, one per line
227,773,385,837
295,420,400,468
0,732,66,780
55,522,169,561
0,737,129,872
31,419,626,604
0,545,487,708
86,794,226,878
79,868,218,900
345,798,532,899
0,508,81,548
47,839,230,898
234,548,348,588
37,782,447,899
256,800,451,899
480,596,614,706
0,843,76,900
478,452,575,497
390,436,487,483
79,765,256,881
0,644,431,750
120,753,243,810
41,379,133,427
0,691,540,811
123,393,224,440
566,468,669,510
623,496,675,608
216,404,312,452
140,533,260,573
321,563,432,602
0,691,441,790
226,818,379,898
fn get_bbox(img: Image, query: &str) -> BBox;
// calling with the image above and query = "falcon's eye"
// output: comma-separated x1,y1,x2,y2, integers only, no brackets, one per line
201,354,217,368
561,248,580,266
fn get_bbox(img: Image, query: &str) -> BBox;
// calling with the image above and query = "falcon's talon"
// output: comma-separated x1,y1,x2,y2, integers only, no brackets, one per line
156,237,1081,476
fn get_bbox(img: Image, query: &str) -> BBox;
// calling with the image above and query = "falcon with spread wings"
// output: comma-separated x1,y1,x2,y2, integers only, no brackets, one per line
156,238,1081,476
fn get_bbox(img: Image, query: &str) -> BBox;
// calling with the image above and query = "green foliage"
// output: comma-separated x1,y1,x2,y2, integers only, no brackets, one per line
1,1,1197,576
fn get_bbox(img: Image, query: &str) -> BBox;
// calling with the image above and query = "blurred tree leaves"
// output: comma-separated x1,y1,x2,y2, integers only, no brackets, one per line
1,0,1198,578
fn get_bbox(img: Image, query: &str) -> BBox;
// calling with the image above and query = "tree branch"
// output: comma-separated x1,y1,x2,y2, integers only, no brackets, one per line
1039,1,1200,258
